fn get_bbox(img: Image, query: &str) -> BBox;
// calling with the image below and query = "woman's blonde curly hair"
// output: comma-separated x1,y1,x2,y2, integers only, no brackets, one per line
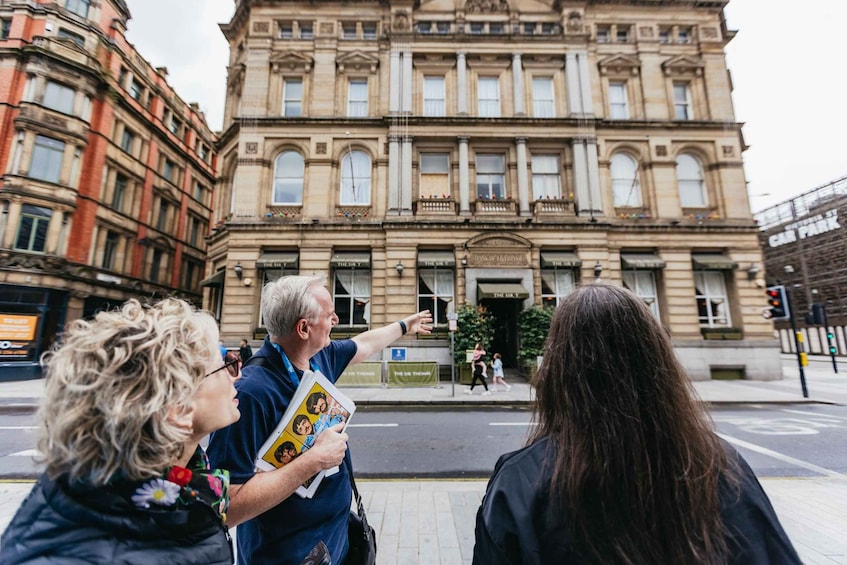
37,298,219,485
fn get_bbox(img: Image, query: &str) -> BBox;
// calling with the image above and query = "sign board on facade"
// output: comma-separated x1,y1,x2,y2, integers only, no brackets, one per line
390,347,406,361
768,209,841,248
387,361,438,386
339,361,382,386
0,313,39,359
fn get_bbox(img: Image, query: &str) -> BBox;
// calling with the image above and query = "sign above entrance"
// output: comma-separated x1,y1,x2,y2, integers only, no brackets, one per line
540,251,582,268
329,252,370,268
256,251,299,269
417,251,455,267
478,283,529,300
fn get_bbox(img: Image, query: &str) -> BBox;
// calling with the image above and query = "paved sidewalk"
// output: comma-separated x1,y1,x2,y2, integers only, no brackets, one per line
1,478,845,564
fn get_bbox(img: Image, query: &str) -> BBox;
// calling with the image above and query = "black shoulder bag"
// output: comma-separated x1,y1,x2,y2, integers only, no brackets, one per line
344,457,377,565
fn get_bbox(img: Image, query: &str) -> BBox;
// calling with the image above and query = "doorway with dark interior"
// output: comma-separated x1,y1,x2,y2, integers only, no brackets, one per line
479,298,521,368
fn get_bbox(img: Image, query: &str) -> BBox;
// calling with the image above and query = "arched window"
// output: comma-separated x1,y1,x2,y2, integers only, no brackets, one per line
676,153,706,207
273,151,305,204
340,150,371,205
610,153,641,207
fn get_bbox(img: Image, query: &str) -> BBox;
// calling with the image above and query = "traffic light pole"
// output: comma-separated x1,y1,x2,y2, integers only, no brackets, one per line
785,288,809,397
823,306,838,374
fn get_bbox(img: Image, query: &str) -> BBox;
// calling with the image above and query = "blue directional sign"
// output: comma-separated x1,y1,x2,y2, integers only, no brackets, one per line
390,347,406,361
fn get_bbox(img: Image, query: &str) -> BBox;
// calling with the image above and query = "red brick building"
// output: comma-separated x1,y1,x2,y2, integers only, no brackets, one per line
0,0,217,378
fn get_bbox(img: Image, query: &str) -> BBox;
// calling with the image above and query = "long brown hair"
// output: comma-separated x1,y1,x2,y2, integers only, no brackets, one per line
529,283,734,564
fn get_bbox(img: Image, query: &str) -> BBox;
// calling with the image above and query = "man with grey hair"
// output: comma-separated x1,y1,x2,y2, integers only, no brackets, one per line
208,275,432,564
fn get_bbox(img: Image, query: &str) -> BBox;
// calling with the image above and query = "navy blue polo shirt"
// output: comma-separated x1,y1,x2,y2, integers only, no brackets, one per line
208,337,357,565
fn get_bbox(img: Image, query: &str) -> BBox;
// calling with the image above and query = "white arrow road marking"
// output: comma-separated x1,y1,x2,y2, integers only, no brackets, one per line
346,423,399,428
717,433,846,478
781,408,847,421
0,426,37,430
8,449,39,457
489,422,537,426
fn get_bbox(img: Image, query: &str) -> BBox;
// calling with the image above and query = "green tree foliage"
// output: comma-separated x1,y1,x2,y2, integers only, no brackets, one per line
518,305,553,368
453,303,495,365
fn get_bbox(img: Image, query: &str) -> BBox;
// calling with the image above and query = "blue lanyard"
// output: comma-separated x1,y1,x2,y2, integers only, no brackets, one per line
271,342,318,387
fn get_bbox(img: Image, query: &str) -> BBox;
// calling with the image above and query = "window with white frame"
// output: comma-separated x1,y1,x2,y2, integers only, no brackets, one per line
150,249,163,283
43,81,75,115
477,77,500,117
610,153,641,207
14,205,51,253
608,81,628,119
531,155,561,199
676,153,706,207
419,153,450,198
273,151,305,204
120,128,134,154
340,150,371,204
541,267,576,308
66,0,90,18
1,18,11,39
423,76,446,116
532,77,555,118
29,135,65,183
694,270,731,327
283,78,303,117
475,154,505,199
362,23,377,39
347,79,368,117
102,230,119,270
113,173,127,212
418,268,454,328
57,28,84,47
673,82,692,120
622,270,659,318
300,23,313,39
279,23,293,39
342,23,357,39
334,269,371,326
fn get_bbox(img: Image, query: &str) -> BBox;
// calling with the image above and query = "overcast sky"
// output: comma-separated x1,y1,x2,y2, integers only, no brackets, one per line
124,0,845,213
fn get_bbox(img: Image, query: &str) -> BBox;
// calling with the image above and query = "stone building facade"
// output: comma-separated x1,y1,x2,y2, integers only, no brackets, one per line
0,0,217,377
209,0,779,380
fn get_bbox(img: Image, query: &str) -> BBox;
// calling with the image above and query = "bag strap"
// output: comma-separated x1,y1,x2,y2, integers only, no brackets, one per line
343,456,370,532
243,353,298,396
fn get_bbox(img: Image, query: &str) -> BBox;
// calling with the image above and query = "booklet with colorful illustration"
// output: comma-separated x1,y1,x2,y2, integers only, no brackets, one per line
254,370,355,499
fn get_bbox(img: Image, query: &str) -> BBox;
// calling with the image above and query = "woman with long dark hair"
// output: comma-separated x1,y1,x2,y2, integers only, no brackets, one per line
473,283,799,564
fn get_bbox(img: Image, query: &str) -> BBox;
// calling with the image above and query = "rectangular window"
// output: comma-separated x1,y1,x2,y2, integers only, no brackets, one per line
120,128,135,153
596,27,610,43
423,76,446,116
616,28,629,42
57,28,84,47
622,271,660,318
674,82,692,120
29,135,65,183
1,19,11,39
14,205,51,253
531,155,561,200
150,249,163,283
476,154,505,199
129,79,143,103
334,269,371,326
102,230,118,270
609,81,629,119
658,28,670,43
283,79,303,117
65,0,90,18
417,21,432,34
43,81,75,114
678,28,691,44
183,260,198,289
418,268,454,328
488,23,504,34
419,153,450,198
300,23,313,39
362,23,377,39
113,173,127,211
523,23,535,35
477,77,500,117
168,115,181,136
694,271,731,328
198,143,209,162
162,159,175,183
541,22,557,34
279,23,293,39
347,79,368,117
189,217,199,246
157,199,168,231
436,22,450,34
531,77,555,118
541,268,576,308
469,22,484,34
342,23,357,39
194,180,205,202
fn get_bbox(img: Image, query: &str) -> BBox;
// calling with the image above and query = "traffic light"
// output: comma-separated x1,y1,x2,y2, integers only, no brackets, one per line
766,285,790,321
827,331,837,355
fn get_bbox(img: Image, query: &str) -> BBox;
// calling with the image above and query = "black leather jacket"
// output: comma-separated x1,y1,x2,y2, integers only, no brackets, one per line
0,474,233,564
474,437,801,565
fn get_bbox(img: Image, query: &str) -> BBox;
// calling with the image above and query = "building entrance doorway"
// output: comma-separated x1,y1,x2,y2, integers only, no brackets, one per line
479,298,521,368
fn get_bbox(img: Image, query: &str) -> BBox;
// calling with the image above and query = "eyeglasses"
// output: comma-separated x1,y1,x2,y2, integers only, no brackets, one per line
205,353,240,379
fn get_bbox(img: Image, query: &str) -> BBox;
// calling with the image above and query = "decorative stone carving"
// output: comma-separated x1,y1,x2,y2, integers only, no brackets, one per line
661,54,705,77
316,142,327,155
598,54,641,77
269,50,313,73
701,27,718,39
336,51,380,74
465,0,509,14
722,145,734,157
319,22,335,35
245,142,258,155
253,21,270,34
393,13,408,31
655,145,667,157
566,11,583,33
639,26,654,38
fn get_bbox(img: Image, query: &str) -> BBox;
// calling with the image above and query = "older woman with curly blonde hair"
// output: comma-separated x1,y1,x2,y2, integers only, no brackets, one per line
1,298,242,564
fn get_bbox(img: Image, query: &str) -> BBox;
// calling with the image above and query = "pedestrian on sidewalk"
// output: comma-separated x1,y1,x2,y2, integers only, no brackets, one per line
466,342,491,395
473,283,800,565
1,298,245,564
490,353,511,392
239,338,253,363
207,275,432,565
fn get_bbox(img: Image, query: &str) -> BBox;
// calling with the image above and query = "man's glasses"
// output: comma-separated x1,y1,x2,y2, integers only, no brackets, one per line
205,353,240,379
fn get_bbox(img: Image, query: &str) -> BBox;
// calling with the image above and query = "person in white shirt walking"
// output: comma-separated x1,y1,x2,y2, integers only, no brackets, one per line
491,353,511,392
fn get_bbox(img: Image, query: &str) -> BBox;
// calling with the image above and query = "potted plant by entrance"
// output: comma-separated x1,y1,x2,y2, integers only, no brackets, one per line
453,303,495,384
518,305,553,378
